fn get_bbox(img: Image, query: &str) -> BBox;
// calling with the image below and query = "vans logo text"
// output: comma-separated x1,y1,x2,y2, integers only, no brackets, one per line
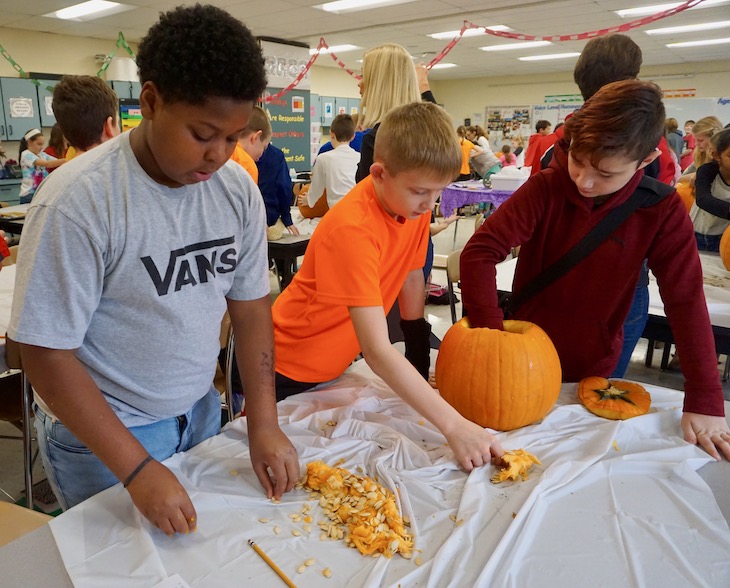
141,237,237,296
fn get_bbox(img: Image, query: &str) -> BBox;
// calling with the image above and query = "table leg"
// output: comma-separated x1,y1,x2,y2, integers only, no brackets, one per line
452,218,460,249
660,344,672,371
645,340,655,367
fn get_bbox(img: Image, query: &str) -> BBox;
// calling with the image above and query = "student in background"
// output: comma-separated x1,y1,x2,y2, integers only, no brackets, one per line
690,129,730,251
460,80,729,461
665,118,684,160
9,4,298,534
44,123,68,161
456,125,481,181
299,113,359,217
273,101,504,471
523,120,552,175
467,125,501,178
680,120,696,171
231,106,297,240
680,116,724,186
499,144,517,167
18,129,66,203
231,105,270,183
256,141,299,241
511,135,525,168
316,113,365,157
52,75,120,157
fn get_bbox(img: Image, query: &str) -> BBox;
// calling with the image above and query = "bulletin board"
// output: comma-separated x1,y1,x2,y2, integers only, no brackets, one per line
485,106,532,137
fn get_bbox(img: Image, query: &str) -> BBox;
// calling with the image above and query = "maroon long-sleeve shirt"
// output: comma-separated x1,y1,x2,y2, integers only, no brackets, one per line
461,140,724,417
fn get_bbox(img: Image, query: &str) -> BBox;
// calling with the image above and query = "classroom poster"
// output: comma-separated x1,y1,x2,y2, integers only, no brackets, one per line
259,39,311,172
264,88,311,172
485,105,531,138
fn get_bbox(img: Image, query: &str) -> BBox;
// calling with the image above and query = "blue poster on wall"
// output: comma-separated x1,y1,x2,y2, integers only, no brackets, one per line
259,39,312,173
264,88,311,173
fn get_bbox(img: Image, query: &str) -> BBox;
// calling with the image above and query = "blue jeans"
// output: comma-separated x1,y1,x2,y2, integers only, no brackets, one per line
423,236,434,283
34,388,222,510
695,232,722,252
611,285,649,377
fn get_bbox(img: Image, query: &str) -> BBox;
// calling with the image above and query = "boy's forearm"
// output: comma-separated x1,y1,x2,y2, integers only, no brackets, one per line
19,344,150,482
351,307,463,434
365,341,463,434
228,296,279,424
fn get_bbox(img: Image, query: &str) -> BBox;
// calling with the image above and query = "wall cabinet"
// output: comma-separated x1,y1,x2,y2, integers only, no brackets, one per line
0,78,42,141
36,79,59,127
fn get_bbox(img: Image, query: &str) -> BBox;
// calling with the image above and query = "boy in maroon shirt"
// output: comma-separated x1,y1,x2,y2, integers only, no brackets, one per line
461,79,730,461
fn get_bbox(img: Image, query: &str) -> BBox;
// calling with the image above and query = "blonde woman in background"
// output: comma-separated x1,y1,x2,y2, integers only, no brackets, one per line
680,116,723,187
355,43,424,182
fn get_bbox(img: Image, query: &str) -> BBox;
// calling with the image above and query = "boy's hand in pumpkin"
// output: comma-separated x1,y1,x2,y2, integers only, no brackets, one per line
681,413,730,461
444,419,504,471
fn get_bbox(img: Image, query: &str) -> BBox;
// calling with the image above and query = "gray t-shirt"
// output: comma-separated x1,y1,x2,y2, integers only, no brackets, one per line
9,132,269,425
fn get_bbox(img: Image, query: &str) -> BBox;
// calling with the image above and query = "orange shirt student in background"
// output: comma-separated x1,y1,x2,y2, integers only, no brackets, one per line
272,102,504,472
230,105,271,183
456,125,480,181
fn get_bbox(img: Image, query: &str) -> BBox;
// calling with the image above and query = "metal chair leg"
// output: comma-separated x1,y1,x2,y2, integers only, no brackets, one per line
21,372,33,511
224,325,236,423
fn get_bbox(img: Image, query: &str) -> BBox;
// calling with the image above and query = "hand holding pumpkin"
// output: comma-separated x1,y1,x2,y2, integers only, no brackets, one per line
680,413,730,461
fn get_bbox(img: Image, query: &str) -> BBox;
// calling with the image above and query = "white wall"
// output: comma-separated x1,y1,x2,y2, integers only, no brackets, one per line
428,60,730,126
309,65,360,98
0,27,138,78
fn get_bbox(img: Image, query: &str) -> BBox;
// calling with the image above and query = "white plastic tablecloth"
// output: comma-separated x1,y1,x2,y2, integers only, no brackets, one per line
48,361,730,587
648,252,730,328
496,252,730,329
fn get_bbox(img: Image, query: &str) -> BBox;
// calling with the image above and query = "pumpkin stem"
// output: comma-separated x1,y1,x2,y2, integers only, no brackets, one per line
595,384,638,406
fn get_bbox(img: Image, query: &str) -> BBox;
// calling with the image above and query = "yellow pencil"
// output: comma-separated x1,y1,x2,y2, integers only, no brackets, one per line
248,539,298,588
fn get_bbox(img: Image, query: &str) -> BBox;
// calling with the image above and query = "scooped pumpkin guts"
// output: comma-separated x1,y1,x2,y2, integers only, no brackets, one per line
578,376,651,420
491,449,541,483
435,318,562,431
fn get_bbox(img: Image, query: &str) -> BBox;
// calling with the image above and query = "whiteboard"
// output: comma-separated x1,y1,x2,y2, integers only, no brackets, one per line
664,97,730,127
531,103,583,129
529,97,730,131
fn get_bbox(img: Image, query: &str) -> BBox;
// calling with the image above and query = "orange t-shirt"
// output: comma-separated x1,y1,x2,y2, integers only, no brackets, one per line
459,138,475,175
272,176,430,383
230,144,258,183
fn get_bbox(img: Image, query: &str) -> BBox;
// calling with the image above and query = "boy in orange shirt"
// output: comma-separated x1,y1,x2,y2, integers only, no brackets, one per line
230,105,270,183
272,102,505,471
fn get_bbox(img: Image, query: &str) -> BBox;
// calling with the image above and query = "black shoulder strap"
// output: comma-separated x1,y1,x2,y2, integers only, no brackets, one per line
505,175,674,314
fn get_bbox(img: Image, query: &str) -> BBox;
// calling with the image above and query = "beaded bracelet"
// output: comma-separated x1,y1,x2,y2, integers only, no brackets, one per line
123,455,154,488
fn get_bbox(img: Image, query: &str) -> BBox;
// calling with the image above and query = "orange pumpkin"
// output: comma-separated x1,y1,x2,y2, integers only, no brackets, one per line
435,318,562,431
675,182,695,214
578,376,651,420
720,225,730,271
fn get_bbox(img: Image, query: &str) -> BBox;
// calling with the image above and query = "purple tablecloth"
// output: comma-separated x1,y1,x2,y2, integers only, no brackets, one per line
440,181,514,217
